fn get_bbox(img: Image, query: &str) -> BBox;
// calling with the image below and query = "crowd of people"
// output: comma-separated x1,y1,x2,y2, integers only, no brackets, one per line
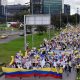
9,27,80,74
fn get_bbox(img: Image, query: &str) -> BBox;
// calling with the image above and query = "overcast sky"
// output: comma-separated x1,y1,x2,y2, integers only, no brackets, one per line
2,0,80,15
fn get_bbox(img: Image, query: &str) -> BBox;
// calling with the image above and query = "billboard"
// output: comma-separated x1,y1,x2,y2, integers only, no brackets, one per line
24,15,51,25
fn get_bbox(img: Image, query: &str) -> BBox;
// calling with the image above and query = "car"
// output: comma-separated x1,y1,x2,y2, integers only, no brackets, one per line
0,34,8,39
19,31,32,36
19,32,24,36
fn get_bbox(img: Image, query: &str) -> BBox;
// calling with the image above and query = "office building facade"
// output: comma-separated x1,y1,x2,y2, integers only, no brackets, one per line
30,0,43,14
43,0,63,15
0,5,4,15
64,4,70,15
4,5,29,16
0,0,1,5
30,0,63,15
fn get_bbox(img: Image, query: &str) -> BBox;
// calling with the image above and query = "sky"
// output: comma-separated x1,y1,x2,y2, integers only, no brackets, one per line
2,0,80,15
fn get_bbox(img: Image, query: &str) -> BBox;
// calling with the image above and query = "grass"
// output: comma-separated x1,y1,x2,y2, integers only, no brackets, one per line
0,24,6,27
76,72,80,80
76,69,80,80
0,29,60,64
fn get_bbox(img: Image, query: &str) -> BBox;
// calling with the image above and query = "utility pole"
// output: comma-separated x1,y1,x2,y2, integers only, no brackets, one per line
79,8,80,24
24,2,30,51
79,9,80,25
24,15,27,51
67,13,68,24
4,0,7,27
49,4,51,40
31,0,33,14
76,8,79,27
6,5,7,27
31,0,34,48
60,11,62,29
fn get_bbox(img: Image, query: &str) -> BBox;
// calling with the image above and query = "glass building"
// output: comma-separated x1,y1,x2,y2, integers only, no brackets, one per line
43,0,63,15
30,0,43,14
64,4,70,15
30,0,63,15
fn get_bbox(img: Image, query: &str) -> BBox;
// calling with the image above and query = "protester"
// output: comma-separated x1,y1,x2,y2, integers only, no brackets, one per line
9,27,80,75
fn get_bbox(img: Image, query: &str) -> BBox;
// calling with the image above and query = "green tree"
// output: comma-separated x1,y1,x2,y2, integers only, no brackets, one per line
14,10,29,22
36,26,47,34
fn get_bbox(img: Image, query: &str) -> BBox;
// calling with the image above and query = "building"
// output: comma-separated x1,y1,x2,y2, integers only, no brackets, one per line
30,0,63,15
0,0,1,5
30,0,43,14
0,5,4,16
64,4,70,15
43,0,63,15
4,4,30,16
0,0,4,16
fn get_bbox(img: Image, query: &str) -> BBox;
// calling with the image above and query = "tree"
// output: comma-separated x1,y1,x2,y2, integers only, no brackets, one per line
51,14,66,29
36,26,47,34
13,10,29,22
51,13,80,29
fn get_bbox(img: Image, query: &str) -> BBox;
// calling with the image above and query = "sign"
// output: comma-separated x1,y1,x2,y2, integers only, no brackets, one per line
24,15,51,25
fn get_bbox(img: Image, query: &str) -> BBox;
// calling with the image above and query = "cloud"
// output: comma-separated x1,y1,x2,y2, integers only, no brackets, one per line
64,0,80,14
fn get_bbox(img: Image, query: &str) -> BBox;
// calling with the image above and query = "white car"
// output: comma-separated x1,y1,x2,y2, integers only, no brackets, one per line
0,34,8,39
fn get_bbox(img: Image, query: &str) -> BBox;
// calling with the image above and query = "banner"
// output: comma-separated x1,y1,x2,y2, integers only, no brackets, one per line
2,67,63,79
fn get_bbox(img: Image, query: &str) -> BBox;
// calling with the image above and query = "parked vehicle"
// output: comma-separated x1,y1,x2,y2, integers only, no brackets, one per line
0,34,8,39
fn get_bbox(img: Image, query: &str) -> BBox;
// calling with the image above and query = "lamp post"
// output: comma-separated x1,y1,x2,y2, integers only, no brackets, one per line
4,0,7,27
24,2,30,51
31,0,34,48
60,10,62,29
48,4,51,40
67,13,68,24
6,5,7,27
76,8,79,27
78,8,80,25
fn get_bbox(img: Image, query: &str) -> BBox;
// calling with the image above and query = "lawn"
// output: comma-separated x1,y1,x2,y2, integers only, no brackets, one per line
0,29,60,64
0,24,6,27
76,72,80,80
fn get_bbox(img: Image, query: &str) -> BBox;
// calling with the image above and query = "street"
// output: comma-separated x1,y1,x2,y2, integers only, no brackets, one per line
0,35,20,43
0,76,62,80
0,30,23,43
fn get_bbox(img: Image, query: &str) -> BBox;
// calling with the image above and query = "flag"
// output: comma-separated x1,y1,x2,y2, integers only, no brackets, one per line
2,67,63,79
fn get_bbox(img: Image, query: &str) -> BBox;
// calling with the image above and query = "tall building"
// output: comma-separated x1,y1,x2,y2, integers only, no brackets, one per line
64,4,70,15
5,4,29,16
30,0,43,14
0,0,1,5
0,5,4,15
0,0,4,16
43,0,63,15
30,0,63,15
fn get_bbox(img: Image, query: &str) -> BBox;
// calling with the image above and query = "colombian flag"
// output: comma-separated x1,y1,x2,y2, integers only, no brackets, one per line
2,67,63,79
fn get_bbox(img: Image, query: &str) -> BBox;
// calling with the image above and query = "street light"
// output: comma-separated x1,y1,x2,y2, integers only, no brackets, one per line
76,8,79,27
67,13,68,24
60,10,62,29
48,4,51,40
3,0,7,27
78,8,80,24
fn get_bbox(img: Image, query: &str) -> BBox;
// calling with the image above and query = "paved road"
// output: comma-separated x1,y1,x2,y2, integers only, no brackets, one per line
0,35,20,43
0,76,62,80
0,69,76,80
62,69,76,80
0,30,23,44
